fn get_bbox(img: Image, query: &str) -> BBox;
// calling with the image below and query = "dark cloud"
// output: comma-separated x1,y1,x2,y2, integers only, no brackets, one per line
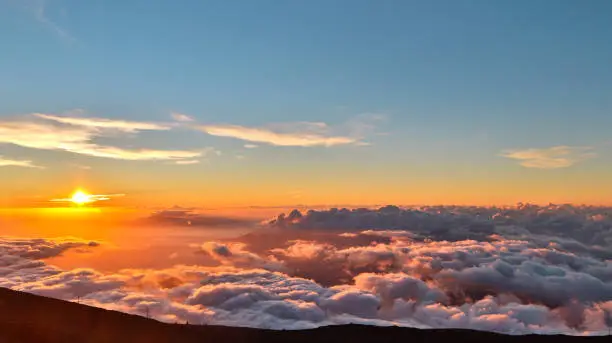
142,209,258,228
266,204,612,252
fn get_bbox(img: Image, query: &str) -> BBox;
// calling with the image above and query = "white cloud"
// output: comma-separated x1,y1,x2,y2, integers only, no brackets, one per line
173,159,200,165
0,156,42,168
193,113,386,147
500,146,596,169
171,113,195,122
35,113,171,132
60,145,203,161
0,113,206,162
198,124,358,147
0,119,93,150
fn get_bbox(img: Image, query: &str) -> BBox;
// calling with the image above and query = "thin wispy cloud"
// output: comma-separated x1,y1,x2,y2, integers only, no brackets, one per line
195,113,386,147
0,113,206,162
501,146,597,169
35,113,171,132
60,145,205,161
12,0,75,42
171,112,195,122
343,113,388,137
69,163,91,170
0,156,42,168
199,124,358,147
173,159,200,165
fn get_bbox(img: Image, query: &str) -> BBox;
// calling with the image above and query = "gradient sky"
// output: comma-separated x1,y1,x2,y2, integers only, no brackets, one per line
1,0,611,208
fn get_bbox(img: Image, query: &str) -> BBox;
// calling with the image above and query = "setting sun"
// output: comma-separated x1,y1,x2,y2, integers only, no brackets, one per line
71,190,92,205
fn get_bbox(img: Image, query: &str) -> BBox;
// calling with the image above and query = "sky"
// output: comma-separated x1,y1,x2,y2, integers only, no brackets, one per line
1,0,612,208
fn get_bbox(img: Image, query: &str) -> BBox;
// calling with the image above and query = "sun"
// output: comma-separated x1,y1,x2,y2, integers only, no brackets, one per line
71,190,92,205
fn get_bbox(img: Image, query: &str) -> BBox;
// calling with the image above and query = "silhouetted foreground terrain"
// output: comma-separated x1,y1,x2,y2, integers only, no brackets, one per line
0,287,607,343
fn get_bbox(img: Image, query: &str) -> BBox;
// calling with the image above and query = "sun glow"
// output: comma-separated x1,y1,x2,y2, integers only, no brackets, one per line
71,190,92,205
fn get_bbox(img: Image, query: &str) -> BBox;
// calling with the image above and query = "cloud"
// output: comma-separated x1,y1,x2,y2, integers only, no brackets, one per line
23,0,75,42
173,159,200,165
193,242,285,271
70,163,91,170
0,113,206,162
142,209,259,228
0,156,42,168
0,237,99,260
4,204,612,335
194,114,386,147
35,113,171,132
171,113,195,122
58,145,205,161
500,146,596,169
0,237,100,289
198,124,358,147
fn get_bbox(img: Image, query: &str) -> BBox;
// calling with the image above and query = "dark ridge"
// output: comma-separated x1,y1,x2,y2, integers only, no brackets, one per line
0,287,606,343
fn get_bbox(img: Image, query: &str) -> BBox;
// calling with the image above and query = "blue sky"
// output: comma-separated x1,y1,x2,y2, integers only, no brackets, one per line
1,0,611,206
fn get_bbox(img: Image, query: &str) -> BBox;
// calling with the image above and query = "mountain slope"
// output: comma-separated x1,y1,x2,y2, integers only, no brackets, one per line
0,287,606,343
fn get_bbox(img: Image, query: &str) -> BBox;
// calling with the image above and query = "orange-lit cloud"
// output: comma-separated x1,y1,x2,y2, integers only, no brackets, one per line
500,146,597,169
50,193,125,204
0,156,42,168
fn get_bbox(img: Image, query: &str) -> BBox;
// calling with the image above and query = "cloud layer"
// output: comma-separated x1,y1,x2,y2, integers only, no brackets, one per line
3,204,612,335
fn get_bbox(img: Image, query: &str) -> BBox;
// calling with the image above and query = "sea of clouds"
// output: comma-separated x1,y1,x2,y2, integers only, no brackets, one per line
2,204,612,335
